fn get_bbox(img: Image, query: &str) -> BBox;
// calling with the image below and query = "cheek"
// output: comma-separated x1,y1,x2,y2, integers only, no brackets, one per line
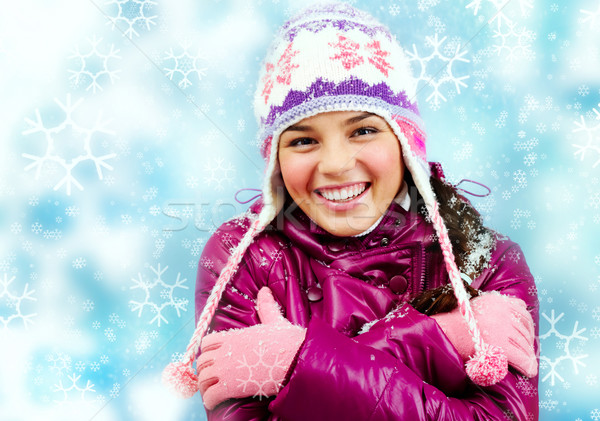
279,152,311,194
363,146,403,179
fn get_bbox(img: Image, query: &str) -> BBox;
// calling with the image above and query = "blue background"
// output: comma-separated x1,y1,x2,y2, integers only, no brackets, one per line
0,1,599,420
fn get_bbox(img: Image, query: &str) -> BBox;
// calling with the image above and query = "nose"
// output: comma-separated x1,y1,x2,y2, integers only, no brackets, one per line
317,140,356,176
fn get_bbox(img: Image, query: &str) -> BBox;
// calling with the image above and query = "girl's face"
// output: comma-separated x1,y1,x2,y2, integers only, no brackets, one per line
278,111,404,237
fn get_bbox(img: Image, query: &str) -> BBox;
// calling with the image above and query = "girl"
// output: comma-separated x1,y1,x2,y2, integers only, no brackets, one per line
164,3,539,420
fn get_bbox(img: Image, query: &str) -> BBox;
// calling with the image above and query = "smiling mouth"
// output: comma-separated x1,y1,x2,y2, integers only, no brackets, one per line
316,182,369,202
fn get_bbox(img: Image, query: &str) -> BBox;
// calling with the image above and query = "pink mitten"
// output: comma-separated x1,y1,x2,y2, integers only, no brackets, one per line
196,287,306,410
432,292,537,378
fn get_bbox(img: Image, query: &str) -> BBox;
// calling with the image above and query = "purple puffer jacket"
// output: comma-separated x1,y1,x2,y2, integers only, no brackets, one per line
195,199,539,420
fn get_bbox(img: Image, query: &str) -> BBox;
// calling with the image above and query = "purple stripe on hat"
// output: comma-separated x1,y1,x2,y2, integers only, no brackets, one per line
263,77,419,127
281,3,367,31
285,19,392,42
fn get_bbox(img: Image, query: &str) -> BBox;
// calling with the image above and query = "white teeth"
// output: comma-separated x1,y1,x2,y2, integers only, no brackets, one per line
320,184,367,202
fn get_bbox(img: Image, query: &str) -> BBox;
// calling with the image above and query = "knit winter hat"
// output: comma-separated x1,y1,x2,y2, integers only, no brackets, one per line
163,1,507,398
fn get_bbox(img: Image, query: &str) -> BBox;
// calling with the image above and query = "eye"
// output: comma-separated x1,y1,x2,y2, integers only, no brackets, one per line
353,127,378,137
289,137,316,147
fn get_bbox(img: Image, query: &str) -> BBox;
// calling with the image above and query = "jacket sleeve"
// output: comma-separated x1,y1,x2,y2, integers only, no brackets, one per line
195,221,285,421
269,237,539,421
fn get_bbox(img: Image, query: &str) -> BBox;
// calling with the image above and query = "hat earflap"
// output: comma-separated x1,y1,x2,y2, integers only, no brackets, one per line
399,129,509,386
162,204,276,398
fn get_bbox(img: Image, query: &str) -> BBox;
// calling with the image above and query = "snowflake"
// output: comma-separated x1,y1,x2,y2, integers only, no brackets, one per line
108,312,120,324
0,273,37,330
129,264,188,326
74,361,86,372
427,15,446,34
492,21,536,62
539,399,558,411
21,95,116,195
143,187,158,201
109,383,120,398
186,176,198,189
572,103,600,168
539,310,588,386
329,34,364,70
52,372,96,405
523,152,537,166
134,331,152,354
105,0,157,38
406,33,470,110
47,353,72,378
82,300,95,312
275,42,300,85
513,169,527,189
72,257,87,269
366,40,393,76
593,306,600,321
578,84,590,97
163,43,207,89
418,0,440,11
69,36,120,93
515,375,536,397
104,327,116,342
235,344,289,399
203,157,236,191
65,206,80,217
465,0,533,29
580,3,600,30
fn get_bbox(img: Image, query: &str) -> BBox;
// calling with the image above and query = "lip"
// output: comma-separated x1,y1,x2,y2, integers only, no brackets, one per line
313,182,371,211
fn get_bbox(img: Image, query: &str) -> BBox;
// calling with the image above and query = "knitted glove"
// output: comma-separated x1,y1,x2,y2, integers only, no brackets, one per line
431,292,537,378
196,287,306,410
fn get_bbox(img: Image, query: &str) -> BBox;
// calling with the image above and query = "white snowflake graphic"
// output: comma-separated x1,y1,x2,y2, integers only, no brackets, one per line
21,95,116,195
129,264,188,326
466,0,533,29
163,43,208,89
69,36,121,93
52,372,96,405
105,0,157,38
492,21,536,62
539,310,588,386
47,353,72,378
134,330,153,354
406,33,470,110
0,273,37,330
236,344,288,399
572,103,600,168
203,157,236,191
580,3,600,30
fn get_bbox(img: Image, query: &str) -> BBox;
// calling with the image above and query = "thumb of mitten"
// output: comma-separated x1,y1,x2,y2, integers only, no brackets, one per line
257,287,285,325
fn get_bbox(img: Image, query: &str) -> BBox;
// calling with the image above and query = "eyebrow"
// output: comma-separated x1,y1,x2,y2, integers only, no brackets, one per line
282,112,378,133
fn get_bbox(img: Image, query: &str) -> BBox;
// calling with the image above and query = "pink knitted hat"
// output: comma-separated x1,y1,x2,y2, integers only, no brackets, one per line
163,1,507,398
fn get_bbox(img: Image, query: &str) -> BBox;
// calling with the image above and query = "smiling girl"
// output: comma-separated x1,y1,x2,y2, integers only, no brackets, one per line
164,3,539,420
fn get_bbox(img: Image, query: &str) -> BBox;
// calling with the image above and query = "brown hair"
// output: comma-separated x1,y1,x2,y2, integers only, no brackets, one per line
410,176,495,315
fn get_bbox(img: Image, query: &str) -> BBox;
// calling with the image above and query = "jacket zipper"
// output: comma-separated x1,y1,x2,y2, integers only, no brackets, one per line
418,243,427,293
